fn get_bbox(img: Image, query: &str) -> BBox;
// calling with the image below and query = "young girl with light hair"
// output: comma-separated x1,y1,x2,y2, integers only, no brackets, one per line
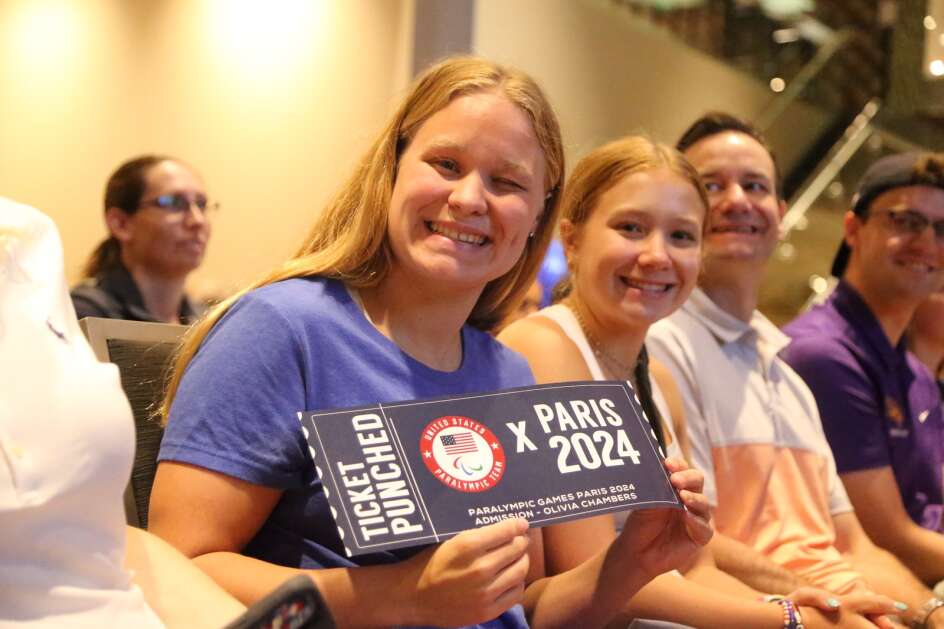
500,136,901,629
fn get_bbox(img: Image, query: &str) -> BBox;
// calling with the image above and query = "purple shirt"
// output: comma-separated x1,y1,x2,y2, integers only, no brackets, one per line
782,281,944,532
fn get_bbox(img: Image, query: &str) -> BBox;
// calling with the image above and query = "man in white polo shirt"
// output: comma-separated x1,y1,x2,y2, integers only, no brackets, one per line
647,112,944,628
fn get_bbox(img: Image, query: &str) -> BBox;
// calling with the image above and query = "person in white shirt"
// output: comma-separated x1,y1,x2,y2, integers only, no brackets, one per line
0,197,244,627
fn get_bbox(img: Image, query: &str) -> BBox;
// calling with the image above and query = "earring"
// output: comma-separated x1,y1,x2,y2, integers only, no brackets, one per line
528,231,535,239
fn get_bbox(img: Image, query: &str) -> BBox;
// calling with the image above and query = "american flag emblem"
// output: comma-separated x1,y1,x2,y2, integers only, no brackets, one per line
440,432,478,455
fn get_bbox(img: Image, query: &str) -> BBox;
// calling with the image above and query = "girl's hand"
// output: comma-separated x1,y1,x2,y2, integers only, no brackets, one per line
616,457,713,579
399,518,531,627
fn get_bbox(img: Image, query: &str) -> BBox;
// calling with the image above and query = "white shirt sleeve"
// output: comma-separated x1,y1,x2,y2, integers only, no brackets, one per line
647,321,718,507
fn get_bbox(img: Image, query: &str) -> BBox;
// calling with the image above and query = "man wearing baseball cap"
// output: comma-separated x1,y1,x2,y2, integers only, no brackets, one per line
783,153,944,597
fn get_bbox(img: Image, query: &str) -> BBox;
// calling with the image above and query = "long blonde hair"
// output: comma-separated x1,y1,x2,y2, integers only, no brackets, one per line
162,56,564,423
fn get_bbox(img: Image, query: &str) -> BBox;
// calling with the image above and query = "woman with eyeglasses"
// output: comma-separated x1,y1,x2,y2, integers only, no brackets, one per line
147,56,711,629
71,155,216,324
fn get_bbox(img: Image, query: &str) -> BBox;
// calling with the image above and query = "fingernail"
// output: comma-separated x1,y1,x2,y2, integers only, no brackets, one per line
895,602,909,612
826,598,840,608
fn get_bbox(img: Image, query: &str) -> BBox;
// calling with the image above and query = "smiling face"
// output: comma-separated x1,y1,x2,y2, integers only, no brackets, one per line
565,167,704,333
682,131,785,272
111,160,211,279
385,91,547,297
846,185,944,304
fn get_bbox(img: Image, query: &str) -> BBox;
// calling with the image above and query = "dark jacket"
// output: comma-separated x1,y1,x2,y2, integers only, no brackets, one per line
71,263,201,324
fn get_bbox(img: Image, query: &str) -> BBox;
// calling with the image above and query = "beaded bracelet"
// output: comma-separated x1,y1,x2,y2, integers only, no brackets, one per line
774,599,805,629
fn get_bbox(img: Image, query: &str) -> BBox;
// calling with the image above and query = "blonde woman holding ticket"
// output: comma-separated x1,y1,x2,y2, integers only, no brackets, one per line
148,57,711,629
499,136,900,629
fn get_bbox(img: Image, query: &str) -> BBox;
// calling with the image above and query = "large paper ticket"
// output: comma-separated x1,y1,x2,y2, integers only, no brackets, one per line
298,381,681,556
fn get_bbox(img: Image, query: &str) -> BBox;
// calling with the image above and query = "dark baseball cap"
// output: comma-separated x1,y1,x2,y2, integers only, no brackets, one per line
830,152,944,277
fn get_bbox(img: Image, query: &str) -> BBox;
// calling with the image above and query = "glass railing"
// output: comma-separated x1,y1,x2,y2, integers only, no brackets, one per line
615,0,940,324
613,0,890,197
758,105,922,325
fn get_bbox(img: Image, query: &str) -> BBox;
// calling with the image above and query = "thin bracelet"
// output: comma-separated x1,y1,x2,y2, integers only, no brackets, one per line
913,597,944,629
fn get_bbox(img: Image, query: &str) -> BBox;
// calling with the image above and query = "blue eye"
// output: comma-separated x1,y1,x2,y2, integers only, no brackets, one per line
432,158,459,174
617,222,645,236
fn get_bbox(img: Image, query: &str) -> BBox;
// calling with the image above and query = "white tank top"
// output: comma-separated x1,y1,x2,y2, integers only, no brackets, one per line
534,305,682,452
532,305,684,533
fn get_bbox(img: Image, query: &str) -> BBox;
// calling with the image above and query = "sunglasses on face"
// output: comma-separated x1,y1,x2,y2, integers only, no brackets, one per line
870,209,944,244
139,193,219,215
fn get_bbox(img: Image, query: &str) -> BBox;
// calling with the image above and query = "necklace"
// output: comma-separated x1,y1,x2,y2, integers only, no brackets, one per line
568,301,638,383
348,286,376,325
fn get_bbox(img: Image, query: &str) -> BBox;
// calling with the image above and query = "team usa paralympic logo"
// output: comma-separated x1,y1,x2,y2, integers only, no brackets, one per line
421,415,506,492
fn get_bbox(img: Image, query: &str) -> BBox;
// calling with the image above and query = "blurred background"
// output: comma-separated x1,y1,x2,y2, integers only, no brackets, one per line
1,0,942,322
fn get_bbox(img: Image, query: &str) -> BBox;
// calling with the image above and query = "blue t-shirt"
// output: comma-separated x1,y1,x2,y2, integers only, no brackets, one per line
159,277,533,628
782,281,944,532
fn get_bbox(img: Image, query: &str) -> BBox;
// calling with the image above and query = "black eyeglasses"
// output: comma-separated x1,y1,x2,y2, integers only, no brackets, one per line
139,193,219,215
871,209,944,244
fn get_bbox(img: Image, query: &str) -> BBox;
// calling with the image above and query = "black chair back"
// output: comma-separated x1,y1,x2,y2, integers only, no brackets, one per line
80,317,186,528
